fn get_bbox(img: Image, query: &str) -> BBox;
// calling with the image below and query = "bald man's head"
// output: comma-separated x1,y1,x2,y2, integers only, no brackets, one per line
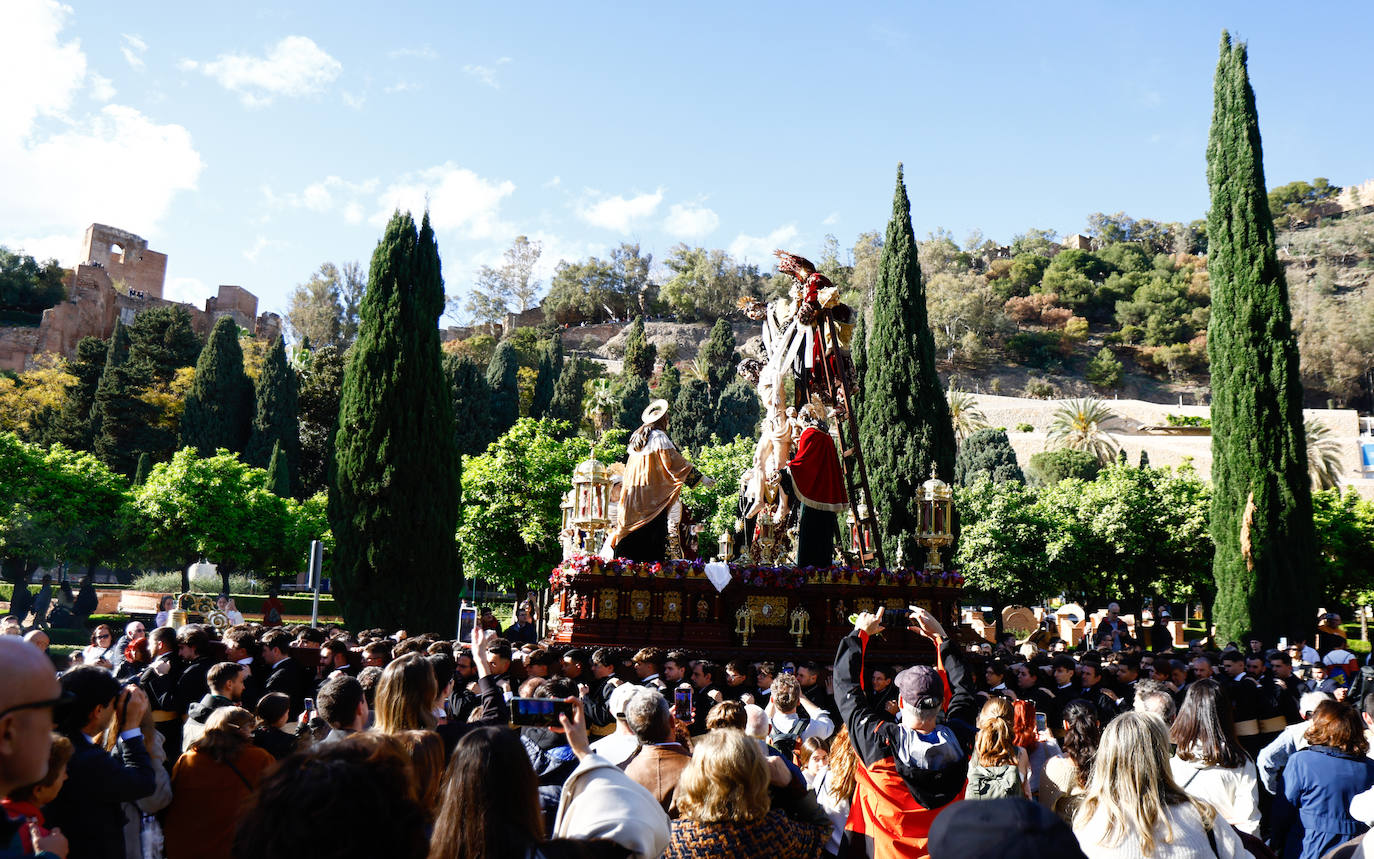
0,638,61,795
23,630,49,652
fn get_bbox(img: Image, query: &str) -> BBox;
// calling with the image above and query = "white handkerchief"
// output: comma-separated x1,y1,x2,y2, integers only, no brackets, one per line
705,562,733,594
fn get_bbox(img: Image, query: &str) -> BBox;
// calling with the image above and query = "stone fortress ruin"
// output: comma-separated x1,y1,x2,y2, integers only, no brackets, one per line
0,224,280,371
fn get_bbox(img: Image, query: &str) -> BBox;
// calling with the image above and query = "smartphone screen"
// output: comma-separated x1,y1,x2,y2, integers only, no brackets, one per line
510,697,572,727
1035,712,1047,732
673,688,693,721
456,603,477,642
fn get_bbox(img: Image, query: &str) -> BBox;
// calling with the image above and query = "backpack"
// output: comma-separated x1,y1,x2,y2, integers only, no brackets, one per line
767,712,810,760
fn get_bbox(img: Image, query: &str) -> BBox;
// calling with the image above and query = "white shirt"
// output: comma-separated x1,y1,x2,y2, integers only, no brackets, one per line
1075,800,1246,859
590,732,640,767
771,709,835,742
1169,754,1262,835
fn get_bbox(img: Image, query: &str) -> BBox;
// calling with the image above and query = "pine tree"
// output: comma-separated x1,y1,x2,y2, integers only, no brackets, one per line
858,165,958,567
1205,33,1316,644
127,305,202,383
954,428,1024,486
715,379,761,441
486,340,520,438
622,316,656,381
529,337,559,419
445,353,493,456
699,319,737,399
180,316,252,456
46,336,108,450
616,376,653,432
546,357,587,432
90,320,163,476
328,210,460,632
132,452,151,487
654,363,682,408
673,378,715,452
246,335,302,496
297,344,345,496
265,440,291,497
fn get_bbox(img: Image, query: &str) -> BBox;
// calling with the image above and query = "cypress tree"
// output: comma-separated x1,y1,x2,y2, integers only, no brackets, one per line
1205,33,1316,644
546,356,587,431
699,319,737,400
127,305,202,383
654,363,682,408
90,320,163,476
47,335,108,450
329,210,460,632
715,379,761,442
1138,450,1150,469
858,165,957,567
265,440,291,497
616,376,653,432
246,335,302,496
529,339,558,419
673,378,715,452
486,340,520,437
180,316,252,456
445,353,493,456
622,316,656,381
954,428,1024,486
851,311,868,429
132,452,151,487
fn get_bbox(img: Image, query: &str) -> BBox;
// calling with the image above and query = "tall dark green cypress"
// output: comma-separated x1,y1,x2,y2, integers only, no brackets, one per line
329,211,460,632
180,316,252,456
90,320,162,476
486,340,520,437
858,165,957,568
851,310,868,429
445,353,493,456
616,376,652,432
673,378,715,452
546,356,587,432
47,336,108,450
715,379,761,441
699,319,737,400
529,337,559,419
622,316,656,381
246,335,301,496
1205,34,1316,644
653,363,682,409
264,440,291,497
297,344,345,496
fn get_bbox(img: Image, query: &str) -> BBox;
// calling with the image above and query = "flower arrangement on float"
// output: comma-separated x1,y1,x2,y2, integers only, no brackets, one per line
549,554,963,592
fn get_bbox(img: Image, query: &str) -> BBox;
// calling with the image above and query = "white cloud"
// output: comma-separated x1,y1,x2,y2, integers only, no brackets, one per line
462,64,501,89
342,201,364,224
243,235,285,263
662,203,719,239
88,73,116,102
822,211,840,226
0,231,82,266
577,189,663,232
183,35,341,107
388,45,437,60
0,0,87,133
264,175,378,219
729,224,799,263
120,33,146,69
373,162,515,240
543,176,561,188
341,90,365,110
163,276,208,306
383,81,419,94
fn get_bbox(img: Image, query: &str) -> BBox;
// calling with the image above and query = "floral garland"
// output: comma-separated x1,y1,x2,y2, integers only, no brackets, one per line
549,554,963,591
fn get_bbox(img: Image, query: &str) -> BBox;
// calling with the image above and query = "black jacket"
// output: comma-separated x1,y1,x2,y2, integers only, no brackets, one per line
174,656,215,716
43,732,156,859
265,656,310,717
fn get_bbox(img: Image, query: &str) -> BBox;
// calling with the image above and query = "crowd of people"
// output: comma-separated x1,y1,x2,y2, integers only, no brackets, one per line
3,596,1374,859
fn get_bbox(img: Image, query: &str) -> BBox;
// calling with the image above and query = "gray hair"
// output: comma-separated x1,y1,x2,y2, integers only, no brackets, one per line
744,704,769,739
624,689,671,742
1300,691,1332,719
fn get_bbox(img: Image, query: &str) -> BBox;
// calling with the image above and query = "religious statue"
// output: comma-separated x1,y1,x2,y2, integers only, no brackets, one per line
779,401,848,567
606,399,715,562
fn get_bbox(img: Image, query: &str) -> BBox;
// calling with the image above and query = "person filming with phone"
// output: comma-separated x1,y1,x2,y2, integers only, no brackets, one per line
833,605,978,858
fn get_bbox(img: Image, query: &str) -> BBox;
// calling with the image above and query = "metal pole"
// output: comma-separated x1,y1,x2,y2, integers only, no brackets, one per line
308,540,323,627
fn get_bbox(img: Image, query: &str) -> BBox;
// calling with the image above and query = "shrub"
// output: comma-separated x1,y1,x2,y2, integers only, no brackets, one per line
1086,347,1124,390
1006,332,1059,368
1016,423,1035,433
1026,449,1102,485
129,572,269,595
1023,377,1057,399
955,428,1024,486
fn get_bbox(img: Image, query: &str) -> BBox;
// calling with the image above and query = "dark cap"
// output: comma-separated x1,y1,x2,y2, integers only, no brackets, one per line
893,664,942,706
929,797,1087,859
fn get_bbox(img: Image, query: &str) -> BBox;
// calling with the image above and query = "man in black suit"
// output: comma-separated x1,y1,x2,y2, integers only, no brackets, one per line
45,666,157,859
173,625,215,720
263,629,309,718
223,625,265,710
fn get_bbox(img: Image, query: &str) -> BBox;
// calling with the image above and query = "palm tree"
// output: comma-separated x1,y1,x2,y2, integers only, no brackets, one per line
583,378,619,435
684,354,712,384
1047,396,1119,463
1306,418,1343,490
947,387,987,445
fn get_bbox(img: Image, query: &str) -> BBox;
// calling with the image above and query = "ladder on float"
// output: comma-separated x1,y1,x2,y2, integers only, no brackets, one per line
812,314,887,570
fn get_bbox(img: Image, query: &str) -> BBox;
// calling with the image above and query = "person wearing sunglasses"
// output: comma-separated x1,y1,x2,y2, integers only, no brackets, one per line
0,638,64,797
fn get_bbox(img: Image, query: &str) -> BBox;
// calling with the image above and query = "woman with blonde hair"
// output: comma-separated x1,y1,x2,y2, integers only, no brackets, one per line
163,707,275,859
372,653,438,734
967,695,1031,800
665,728,828,858
810,725,857,857
1073,710,1246,858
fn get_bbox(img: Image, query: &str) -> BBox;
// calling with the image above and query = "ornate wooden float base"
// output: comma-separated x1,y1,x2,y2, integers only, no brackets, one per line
547,557,963,664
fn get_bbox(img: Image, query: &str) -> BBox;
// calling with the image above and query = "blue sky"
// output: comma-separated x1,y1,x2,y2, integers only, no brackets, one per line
2,2,1370,321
